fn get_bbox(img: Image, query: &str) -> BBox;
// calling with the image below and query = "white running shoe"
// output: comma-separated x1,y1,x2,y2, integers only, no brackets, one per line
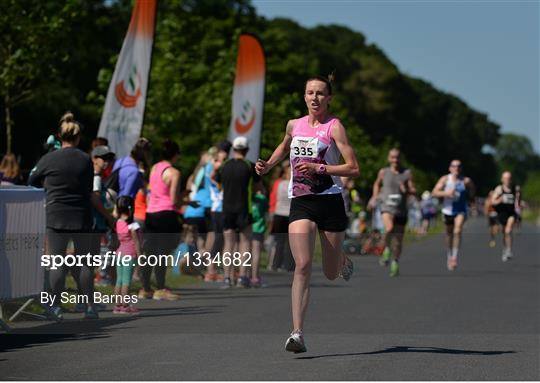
285,330,307,353
502,249,513,262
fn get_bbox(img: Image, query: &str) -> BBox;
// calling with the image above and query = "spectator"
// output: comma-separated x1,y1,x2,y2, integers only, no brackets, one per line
251,181,269,287
139,139,182,301
419,191,437,235
90,146,116,232
204,141,230,282
184,150,212,252
91,137,114,179
112,196,141,314
88,145,117,293
28,112,97,319
0,153,22,185
177,225,204,277
270,162,294,271
111,137,151,199
213,136,261,288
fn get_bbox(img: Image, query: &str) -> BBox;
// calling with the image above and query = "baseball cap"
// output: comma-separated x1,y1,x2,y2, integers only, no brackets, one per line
233,136,249,150
92,145,114,158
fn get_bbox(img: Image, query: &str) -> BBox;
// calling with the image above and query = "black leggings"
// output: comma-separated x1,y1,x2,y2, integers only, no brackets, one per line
142,211,181,291
46,228,97,305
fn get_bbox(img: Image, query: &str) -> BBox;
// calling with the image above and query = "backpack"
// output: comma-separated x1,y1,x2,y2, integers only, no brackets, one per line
104,157,127,202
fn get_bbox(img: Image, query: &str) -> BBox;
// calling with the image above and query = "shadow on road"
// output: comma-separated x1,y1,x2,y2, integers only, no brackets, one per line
296,345,517,360
137,305,223,318
0,331,111,355
0,304,224,355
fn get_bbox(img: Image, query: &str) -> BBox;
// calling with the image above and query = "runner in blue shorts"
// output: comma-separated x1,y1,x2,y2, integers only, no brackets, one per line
432,159,475,271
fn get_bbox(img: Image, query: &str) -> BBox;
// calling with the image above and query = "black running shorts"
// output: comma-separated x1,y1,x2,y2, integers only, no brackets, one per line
497,211,516,226
289,193,348,232
223,211,252,232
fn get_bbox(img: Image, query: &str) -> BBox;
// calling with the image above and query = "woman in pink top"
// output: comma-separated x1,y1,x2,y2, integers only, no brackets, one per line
256,75,360,353
140,139,182,301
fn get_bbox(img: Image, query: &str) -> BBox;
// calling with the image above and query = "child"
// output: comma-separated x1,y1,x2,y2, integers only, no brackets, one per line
173,225,204,277
113,196,141,314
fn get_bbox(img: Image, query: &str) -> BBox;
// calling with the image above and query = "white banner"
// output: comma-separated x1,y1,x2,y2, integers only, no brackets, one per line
227,34,266,163
0,187,46,301
98,0,157,158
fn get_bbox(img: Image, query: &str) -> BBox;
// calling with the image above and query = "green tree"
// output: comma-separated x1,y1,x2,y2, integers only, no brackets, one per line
4,0,504,197
0,0,82,153
495,133,540,185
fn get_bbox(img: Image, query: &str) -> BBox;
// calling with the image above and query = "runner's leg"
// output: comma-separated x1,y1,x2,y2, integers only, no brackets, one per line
318,230,346,280
382,212,395,251
452,214,466,259
289,219,316,331
391,224,405,261
504,216,515,252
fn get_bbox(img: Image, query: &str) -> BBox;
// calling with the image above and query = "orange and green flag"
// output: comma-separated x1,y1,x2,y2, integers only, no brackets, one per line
98,0,156,157
228,34,266,163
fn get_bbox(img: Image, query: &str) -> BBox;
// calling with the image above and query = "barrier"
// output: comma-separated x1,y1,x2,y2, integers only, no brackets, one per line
0,186,46,330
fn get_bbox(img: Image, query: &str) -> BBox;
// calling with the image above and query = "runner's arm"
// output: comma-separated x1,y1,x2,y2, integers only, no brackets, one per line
324,120,360,177
431,176,450,198
406,171,417,196
491,185,503,205
255,120,294,175
369,169,384,208
515,186,522,212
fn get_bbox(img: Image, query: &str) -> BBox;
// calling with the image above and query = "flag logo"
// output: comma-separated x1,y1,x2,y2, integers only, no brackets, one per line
235,100,256,133
115,66,142,108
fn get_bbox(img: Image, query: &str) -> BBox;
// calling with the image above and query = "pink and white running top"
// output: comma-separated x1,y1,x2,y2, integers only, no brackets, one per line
288,115,343,198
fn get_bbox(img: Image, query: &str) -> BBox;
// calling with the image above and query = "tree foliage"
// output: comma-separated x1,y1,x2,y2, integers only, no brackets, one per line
3,0,523,196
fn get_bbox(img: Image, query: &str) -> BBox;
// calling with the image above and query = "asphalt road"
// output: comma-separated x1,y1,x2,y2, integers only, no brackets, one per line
1,218,539,380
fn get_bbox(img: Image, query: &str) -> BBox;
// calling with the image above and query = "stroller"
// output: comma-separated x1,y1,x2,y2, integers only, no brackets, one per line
343,211,386,257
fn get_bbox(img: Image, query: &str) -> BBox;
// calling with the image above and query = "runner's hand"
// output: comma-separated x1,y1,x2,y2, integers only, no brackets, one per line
367,197,376,211
445,188,456,198
295,162,316,175
255,159,271,175
399,181,407,194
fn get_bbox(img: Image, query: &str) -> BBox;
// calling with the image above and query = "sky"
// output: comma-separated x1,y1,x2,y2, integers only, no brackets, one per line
253,0,540,153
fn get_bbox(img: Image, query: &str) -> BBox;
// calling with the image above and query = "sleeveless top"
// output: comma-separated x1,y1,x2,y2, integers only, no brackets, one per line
147,161,175,213
495,184,518,215
288,115,343,198
441,174,468,216
378,167,411,216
